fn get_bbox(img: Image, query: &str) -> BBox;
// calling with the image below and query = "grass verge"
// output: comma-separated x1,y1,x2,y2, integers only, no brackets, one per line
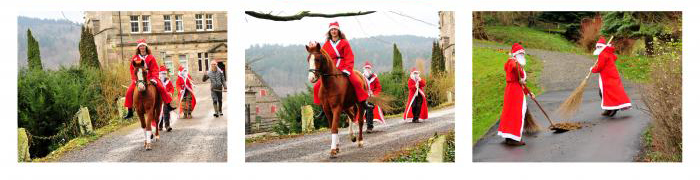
32,118,135,162
383,131,455,162
484,25,584,53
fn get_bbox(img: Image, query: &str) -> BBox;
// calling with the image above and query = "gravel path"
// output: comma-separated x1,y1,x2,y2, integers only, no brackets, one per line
58,84,227,162
473,43,649,162
246,108,455,162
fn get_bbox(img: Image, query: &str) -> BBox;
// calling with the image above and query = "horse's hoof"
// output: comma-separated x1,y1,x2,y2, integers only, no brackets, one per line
358,141,364,148
351,136,357,142
330,149,339,158
145,143,152,150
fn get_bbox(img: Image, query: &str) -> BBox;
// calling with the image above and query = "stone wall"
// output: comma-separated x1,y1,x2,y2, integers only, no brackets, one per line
245,66,282,134
439,11,455,73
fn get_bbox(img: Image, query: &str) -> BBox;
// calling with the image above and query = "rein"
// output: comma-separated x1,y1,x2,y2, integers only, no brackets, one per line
308,51,345,77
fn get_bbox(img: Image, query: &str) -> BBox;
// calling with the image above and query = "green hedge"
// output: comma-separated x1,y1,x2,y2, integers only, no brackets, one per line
17,66,104,158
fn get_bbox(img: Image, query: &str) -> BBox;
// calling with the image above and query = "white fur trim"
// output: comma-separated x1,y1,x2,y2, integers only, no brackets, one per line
598,77,632,110
137,42,148,47
403,79,426,120
511,49,525,57
342,70,351,75
497,131,522,141
329,25,339,30
367,75,376,84
330,40,342,67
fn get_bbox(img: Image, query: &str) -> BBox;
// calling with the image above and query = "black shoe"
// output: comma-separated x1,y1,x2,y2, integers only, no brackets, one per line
166,127,172,132
214,113,219,118
412,119,420,123
123,108,134,119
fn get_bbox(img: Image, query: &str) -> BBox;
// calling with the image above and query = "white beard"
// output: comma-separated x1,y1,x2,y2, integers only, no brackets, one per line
363,69,372,77
515,54,526,65
159,74,166,82
593,47,604,55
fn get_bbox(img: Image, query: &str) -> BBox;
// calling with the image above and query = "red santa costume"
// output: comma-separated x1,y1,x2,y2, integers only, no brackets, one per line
497,43,528,142
591,37,631,110
313,21,369,105
123,39,173,108
176,65,197,113
160,65,175,96
403,67,428,121
362,61,385,124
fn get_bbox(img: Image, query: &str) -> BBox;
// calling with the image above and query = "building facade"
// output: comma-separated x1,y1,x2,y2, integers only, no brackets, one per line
84,11,227,82
245,65,282,134
439,11,455,73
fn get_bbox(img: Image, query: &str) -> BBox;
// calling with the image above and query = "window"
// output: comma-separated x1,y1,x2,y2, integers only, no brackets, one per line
179,55,188,71
260,89,267,97
130,15,139,33
141,15,150,33
197,53,203,71
195,14,203,31
205,14,214,30
197,52,210,72
270,105,277,114
205,53,209,71
175,15,183,32
163,15,172,32
165,56,173,74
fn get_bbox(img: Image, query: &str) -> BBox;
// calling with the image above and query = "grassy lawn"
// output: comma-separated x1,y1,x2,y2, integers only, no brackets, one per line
484,25,584,53
616,55,652,82
472,46,542,144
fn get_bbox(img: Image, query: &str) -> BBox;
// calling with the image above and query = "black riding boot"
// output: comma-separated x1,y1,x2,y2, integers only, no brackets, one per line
366,106,374,132
123,108,134,119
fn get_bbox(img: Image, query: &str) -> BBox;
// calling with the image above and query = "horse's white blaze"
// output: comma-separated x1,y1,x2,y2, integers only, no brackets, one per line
308,54,318,83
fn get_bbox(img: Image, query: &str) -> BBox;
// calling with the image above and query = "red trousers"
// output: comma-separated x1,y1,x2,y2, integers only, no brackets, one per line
314,72,369,104
124,79,173,108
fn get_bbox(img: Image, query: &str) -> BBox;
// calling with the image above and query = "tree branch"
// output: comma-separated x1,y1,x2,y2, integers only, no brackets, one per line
245,11,376,21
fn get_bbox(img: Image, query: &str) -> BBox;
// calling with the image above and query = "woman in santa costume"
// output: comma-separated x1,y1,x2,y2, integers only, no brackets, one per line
362,61,385,132
176,65,197,115
158,65,175,131
403,67,428,123
591,37,631,117
123,39,175,119
313,21,373,118
498,43,530,146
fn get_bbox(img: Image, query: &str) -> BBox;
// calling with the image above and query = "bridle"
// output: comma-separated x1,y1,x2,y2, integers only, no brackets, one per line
308,52,344,77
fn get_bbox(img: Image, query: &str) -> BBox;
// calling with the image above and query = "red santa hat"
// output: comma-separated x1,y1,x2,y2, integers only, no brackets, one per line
510,42,525,57
136,39,148,47
329,21,340,30
364,61,374,69
160,65,168,72
596,37,607,47
178,65,185,72
411,67,420,74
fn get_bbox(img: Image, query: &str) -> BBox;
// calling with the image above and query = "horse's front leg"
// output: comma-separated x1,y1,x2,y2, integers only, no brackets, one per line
329,108,341,158
357,105,365,148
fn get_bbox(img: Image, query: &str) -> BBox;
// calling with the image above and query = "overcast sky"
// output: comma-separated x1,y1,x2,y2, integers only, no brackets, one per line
242,11,440,47
18,11,84,23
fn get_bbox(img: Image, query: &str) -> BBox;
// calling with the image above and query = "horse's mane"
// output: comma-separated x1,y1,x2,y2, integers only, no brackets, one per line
319,48,333,66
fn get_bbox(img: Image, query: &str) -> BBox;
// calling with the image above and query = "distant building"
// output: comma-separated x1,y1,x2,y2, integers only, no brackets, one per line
439,11,455,72
245,64,282,134
84,11,227,82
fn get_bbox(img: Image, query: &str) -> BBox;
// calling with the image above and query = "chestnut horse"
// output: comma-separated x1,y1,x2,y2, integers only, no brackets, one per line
305,42,369,158
132,60,163,150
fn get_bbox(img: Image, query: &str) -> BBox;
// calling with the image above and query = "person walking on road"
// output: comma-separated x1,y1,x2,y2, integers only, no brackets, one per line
203,60,227,117
403,67,428,123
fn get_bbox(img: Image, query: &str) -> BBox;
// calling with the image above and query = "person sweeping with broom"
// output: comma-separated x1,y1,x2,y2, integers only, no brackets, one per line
590,37,631,117
498,43,540,146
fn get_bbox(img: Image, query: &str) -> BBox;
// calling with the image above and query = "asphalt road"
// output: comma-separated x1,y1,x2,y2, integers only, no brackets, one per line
246,107,455,162
59,83,227,162
473,44,650,162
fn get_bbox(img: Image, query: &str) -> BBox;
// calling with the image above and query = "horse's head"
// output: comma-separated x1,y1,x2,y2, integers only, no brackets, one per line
132,60,149,92
305,41,326,83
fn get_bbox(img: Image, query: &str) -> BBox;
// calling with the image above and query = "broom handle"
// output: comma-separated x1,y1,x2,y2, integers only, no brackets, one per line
514,62,557,126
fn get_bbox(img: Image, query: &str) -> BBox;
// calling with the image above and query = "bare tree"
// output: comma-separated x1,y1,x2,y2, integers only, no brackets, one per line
245,11,376,21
